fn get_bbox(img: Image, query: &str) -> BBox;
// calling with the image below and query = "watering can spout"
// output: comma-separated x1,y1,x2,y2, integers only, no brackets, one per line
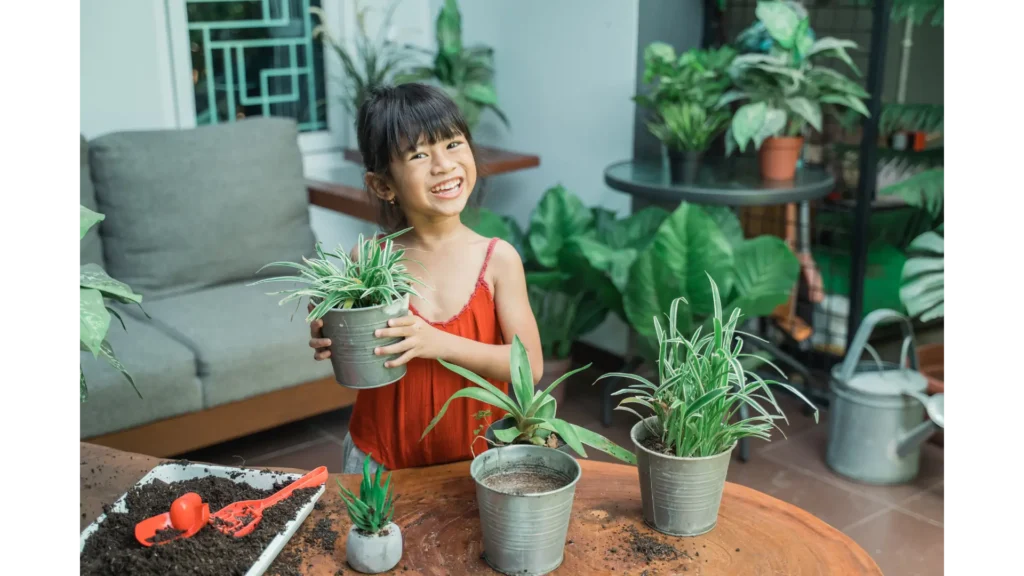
895,392,944,458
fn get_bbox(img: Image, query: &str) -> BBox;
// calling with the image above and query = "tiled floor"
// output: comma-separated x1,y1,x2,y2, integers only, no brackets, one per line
182,374,944,575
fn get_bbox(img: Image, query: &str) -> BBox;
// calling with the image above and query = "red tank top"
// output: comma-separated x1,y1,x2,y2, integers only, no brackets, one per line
347,238,508,470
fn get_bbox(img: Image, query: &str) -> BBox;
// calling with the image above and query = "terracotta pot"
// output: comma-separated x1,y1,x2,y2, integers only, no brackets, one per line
917,343,943,446
758,136,804,181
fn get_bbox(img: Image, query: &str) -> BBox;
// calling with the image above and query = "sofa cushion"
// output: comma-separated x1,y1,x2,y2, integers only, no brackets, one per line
88,117,316,300
80,312,202,438
132,280,334,408
80,136,105,266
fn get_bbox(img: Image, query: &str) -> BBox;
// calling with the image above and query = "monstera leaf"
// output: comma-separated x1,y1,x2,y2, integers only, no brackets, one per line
528,184,594,268
900,229,944,322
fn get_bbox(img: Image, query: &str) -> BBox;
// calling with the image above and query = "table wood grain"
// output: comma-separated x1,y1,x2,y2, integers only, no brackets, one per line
80,443,880,575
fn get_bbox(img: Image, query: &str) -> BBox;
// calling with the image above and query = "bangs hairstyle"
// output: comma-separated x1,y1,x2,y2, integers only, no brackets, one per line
356,83,475,231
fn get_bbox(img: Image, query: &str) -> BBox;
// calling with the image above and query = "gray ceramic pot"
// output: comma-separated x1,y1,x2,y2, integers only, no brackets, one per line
345,523,402,574
320,296,409,389
471,445,581,576
631,418,734,537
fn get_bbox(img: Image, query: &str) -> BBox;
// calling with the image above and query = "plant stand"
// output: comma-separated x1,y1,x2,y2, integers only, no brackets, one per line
601,157,835,461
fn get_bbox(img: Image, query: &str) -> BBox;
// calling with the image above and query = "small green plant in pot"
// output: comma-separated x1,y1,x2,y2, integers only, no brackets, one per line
636,43,736,182
597,275,818,536
251,229,424,389
723,0,869,180
422,336,624,575
339,455,401,574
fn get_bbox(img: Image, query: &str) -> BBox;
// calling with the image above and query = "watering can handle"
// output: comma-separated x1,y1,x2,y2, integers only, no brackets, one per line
838,309,919,382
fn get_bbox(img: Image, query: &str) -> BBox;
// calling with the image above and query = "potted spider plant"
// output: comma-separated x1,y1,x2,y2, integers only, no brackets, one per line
724,1,869,180
339,455,401,574
251,229,424,389
597,274,818,537
636,43,736,182
421,336,633,575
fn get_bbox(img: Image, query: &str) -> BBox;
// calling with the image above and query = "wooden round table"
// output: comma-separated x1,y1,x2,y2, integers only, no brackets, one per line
80,443,880,575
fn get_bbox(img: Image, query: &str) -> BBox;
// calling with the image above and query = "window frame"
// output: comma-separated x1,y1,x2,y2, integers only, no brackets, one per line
164,0,350,156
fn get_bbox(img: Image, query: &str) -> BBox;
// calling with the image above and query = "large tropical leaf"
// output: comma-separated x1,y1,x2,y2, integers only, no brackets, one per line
703,206,744,249
597,207,669,251
80,263,143,305
879,168,943,222
80,206,104,240
80,288,110,357
900,231,943,322
755,1,803,49
528,184,594,268
729,235,800,317
435,0,463,58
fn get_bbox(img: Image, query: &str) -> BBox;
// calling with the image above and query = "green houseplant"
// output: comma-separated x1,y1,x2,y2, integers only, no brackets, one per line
251,229,424,389
597,275,818,536
724,0,870,180
423,336,627,575
80,206,144,402
636,43,737,181
339,455,402,574
396,0,508,129
464,185,668,400
312,0,412,115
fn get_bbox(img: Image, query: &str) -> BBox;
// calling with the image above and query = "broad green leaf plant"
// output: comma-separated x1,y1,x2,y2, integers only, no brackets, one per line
637,43,737,152
311,0,413,115
463,185,669,359
396,0,508,129
338,454,396,535
80,206,144,402
598,274,818,458
251,228,425,323
422,335,637,465
723,1,870,154
622,202,799,359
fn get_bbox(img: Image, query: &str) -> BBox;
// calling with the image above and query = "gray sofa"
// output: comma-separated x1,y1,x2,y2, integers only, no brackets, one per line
80,117,363,456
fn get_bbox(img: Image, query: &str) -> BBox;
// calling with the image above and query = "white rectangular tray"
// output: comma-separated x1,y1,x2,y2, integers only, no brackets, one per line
80,462,326,576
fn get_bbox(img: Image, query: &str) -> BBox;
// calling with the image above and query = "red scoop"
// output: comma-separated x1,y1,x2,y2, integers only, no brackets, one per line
134,492,209,547
209,466,328,538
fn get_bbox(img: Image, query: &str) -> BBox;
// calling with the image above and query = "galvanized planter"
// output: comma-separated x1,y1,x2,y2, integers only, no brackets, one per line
320,297,409,390
631,418,734,537
484,418,574,456
826,310,945,485
471,445,581,576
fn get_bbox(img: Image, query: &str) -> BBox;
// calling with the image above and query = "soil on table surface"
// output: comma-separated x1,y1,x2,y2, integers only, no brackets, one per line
80,473,319,576
481,466,571,495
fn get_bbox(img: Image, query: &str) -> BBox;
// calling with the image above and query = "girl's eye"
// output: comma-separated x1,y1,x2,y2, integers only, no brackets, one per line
447,141,462,149
410,152,427,160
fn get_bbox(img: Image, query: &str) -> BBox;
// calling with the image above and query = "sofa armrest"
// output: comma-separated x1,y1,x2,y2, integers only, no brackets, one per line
307,179,376,222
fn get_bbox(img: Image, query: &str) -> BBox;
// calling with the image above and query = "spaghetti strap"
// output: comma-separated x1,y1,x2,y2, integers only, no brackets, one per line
478,238,499,283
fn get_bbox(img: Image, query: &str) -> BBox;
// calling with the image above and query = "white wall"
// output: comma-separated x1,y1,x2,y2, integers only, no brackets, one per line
453,0,641,354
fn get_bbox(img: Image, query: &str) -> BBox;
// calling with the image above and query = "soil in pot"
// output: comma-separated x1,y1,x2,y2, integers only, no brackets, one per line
759,136,804,181
481,466,572,496
80,474,319,576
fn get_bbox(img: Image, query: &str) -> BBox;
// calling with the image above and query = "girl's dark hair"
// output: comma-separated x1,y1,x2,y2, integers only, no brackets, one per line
355,83,474,231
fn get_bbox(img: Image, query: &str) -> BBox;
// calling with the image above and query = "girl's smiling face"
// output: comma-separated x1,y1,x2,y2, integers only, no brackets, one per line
376,132,477,221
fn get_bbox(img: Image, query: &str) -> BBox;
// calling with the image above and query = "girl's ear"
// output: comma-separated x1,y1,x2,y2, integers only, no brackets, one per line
365,172,395,203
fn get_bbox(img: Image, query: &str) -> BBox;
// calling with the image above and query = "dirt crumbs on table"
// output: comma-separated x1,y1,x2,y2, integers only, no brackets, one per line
306,517,340,552
622,525,681,563
481,467,570,495
79,475,319,576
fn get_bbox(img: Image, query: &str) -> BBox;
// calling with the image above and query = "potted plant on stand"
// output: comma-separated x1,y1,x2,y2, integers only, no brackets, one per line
597,275,818,536
339,455,402,574
251,229,424,389
724,0,870,180
635,43,737,182
421,336,633,575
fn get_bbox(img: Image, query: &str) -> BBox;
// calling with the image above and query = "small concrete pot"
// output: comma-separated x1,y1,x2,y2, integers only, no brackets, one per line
345,523,402,574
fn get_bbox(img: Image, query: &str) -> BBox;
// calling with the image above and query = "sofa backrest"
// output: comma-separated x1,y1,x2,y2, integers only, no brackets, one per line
88,117,316,300
80,136,105,267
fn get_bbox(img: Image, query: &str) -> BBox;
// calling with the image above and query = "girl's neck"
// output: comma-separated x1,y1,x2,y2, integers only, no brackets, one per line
404,213,466,249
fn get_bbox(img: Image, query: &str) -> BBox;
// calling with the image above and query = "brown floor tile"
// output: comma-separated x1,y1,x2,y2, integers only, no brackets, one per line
180,418,327,465
249,438,345,473
897,481,944,525
726,454,889,531
843,509,944,576
761,419,944,506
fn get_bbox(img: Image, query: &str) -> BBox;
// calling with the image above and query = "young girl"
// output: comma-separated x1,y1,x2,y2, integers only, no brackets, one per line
308,83,543,473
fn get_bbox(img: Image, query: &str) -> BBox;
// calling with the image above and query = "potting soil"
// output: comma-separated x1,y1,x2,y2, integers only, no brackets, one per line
481,467,571,495
80,474,319,576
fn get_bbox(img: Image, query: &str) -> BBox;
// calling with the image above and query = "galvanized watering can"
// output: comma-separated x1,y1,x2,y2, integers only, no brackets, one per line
826,310,945,485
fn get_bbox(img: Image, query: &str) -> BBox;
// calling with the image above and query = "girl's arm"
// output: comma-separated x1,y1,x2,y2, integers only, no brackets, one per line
437,239,544,383
372,240,544,384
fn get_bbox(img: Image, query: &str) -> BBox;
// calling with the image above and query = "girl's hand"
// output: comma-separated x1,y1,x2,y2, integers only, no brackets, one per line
374,314,449,368
308,302,332,361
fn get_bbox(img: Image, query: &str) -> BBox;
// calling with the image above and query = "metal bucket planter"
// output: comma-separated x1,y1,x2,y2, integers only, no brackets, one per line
484,418,574,456
826,310,945,485
471,445,581,576
631,418,734,537
320,296,409,389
